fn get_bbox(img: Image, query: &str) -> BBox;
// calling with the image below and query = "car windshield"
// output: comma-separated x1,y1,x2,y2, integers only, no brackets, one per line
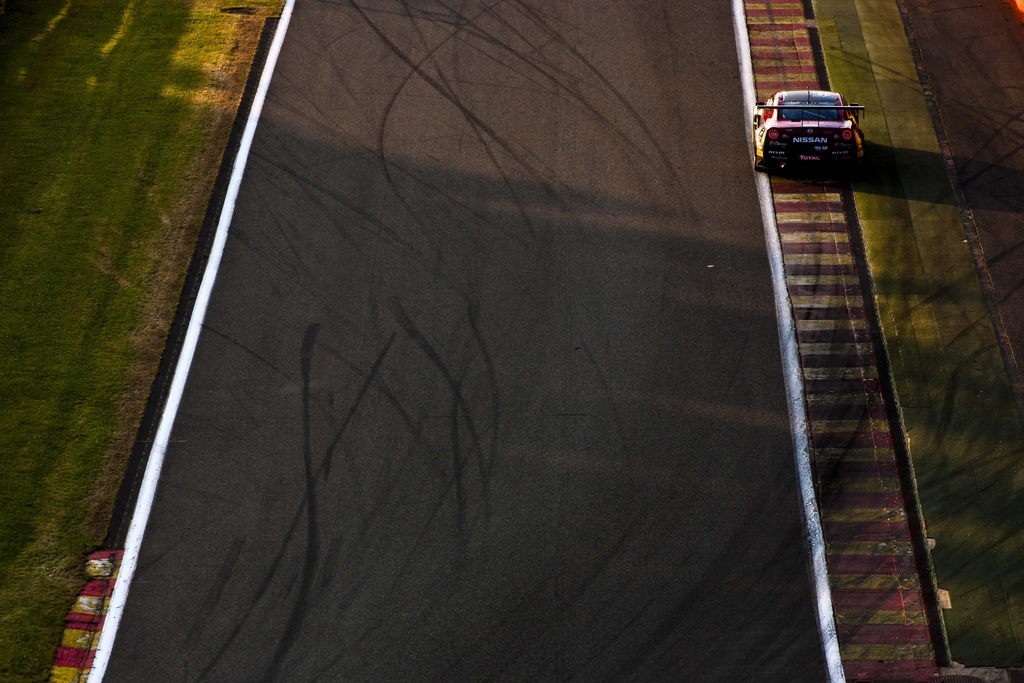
778,106,840,122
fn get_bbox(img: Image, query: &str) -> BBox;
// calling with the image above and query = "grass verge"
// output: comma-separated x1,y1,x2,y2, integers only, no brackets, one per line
814,0,1024,666
0,1,281,679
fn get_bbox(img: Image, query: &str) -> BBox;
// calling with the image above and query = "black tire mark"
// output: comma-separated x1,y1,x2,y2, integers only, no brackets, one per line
194,326,398,679
182,536,246,655
387,296,490,511
322,332,396,480
450,377,467,530
506,0,686,188
199,325,291,381
437,518,642,680
423,3,563,240
454,1,682,196
272,326,394,676
371,44,542,262
349,0,569,200
362,0,694,254
434,0,667,200
309,467,475,678
431,59,549,243
249,146,432,265
229,184,325,289
468,302,501,488
314,337,451,481
373,10,499,259
263,323,324,680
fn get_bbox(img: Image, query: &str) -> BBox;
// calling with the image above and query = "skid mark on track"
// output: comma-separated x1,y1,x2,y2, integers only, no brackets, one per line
350,0,695,223
387,297,491,522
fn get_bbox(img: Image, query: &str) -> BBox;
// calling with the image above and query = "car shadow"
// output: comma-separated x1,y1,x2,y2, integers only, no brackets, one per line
764,141,1024,215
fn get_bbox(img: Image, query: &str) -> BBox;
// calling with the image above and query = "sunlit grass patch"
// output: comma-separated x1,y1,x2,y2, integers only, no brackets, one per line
0,1,281,679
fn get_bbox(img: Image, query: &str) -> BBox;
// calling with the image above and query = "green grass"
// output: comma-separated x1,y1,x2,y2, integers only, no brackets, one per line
0,1,280,679
815,0,1024,666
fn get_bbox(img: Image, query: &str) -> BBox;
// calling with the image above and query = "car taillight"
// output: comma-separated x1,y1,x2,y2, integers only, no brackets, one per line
767,128,779,140
841,129,853,141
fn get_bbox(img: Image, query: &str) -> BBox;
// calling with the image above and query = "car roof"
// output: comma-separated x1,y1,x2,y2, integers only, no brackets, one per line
775,90,842,104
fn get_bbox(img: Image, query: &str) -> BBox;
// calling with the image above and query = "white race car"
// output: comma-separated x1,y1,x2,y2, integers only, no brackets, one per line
752,90,865,171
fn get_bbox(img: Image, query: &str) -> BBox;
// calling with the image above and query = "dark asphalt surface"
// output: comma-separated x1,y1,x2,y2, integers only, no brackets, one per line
106,1,827,680
901,0,1024,399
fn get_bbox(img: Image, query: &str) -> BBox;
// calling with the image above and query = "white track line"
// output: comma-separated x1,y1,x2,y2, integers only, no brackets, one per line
89,2,296,679
731,1,845,680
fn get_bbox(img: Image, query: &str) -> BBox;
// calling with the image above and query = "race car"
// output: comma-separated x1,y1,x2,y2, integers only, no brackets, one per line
752,90,865,171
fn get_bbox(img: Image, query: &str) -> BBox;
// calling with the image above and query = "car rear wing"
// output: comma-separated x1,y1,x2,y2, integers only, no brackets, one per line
755,102,865,122
755,104,865,110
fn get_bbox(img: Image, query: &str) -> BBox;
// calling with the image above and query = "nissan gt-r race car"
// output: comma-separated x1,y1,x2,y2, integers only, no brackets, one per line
752,90,865,171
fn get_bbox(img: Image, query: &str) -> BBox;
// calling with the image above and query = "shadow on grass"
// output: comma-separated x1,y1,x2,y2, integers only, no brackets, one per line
762,141,1023,214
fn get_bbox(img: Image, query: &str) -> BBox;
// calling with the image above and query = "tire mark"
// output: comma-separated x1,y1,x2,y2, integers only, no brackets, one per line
374,11,492,259
262,323,324,680
507,0,686,189
322,331,396,480
250,146,433,265
455,1,681,195
349,0,568,201
430,57,548,243
449,377,467,530
468,302,501,487
309,469,475,678
438,518,642,679
194,326,398,679
364,0,693,249
387,296,490,514
435,0,668,199
182,536,246,656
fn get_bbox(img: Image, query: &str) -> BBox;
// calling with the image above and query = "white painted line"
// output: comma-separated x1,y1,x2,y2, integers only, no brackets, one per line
731,1,846,681
88,2,297,679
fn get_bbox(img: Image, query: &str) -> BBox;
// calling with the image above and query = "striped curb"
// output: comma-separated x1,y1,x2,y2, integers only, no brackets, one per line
745,1,941,680
50,550,123,683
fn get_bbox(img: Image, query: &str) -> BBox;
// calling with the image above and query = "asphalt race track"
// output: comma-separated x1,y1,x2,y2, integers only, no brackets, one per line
105,1,827,680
